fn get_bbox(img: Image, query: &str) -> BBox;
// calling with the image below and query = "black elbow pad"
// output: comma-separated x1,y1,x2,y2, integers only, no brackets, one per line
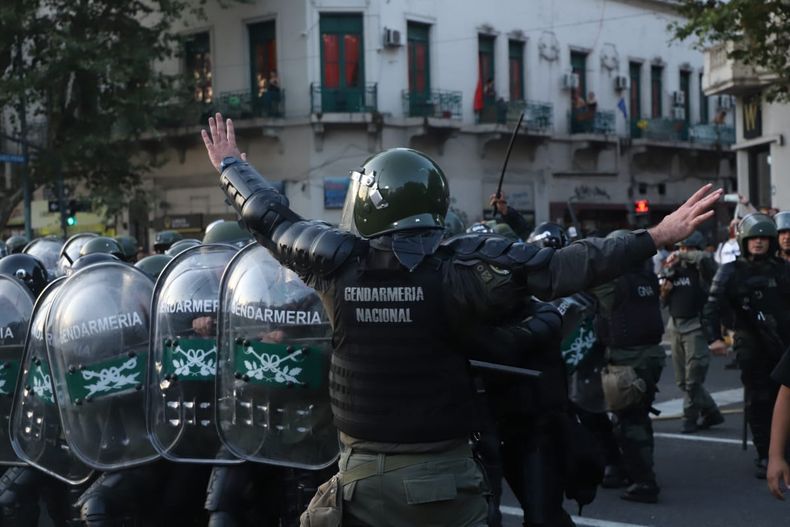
271,220,364,277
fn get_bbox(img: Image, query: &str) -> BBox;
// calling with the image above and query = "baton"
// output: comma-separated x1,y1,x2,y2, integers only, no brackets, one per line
470,359,542,378
491,111,526,218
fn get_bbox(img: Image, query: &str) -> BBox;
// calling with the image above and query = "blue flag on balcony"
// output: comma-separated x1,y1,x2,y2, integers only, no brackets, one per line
617,97,628,120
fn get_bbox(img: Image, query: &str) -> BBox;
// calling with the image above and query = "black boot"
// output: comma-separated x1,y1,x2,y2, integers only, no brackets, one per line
620,481,660,504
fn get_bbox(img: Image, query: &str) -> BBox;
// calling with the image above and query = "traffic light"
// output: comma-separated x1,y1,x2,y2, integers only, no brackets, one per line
634,199,650,215
65,199,78,226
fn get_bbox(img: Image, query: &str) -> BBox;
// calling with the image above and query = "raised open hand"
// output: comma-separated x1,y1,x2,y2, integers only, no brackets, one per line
648,184,723,248
201,112,243,172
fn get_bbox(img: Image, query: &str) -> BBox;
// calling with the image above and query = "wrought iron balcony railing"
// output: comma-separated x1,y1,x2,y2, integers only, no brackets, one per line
569,109,615,135
689,124,736,145
479,100,554,131
311,83,378,114
402,90,462,119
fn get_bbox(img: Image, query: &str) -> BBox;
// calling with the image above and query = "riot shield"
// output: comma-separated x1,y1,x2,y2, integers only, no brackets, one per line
0,276,35,465
147,244,242,464
23,237,65,280
217,244,337,469
10,278,93,483
56,233,97,276
46,262,159,470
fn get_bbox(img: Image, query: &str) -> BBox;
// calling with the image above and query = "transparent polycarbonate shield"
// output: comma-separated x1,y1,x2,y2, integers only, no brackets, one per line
46,262,158,470
23,238,65,279
10,278,93,484
147,244,241,464
56,233,97,276
0,276,35,465
217,244,337,469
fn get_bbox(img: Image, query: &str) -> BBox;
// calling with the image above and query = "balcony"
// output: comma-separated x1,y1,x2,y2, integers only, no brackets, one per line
634,118,689,142
569,109,615,135
478,100,553,132
216,89,284,120
703,42,775,96
402,90,462,119
689,124,736,146
310,83,378,114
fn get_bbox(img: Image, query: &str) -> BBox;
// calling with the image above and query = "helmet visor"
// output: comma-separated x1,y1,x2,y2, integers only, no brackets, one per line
339,171,363,235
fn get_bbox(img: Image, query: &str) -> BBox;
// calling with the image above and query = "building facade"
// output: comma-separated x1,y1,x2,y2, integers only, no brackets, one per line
703,43,788,211
133,0,736,248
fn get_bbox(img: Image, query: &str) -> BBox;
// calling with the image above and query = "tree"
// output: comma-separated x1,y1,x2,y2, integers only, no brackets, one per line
672,0,790,102
0,0,212,231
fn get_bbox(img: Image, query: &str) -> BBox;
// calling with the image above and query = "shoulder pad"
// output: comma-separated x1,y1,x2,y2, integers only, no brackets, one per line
443,233,553,270
277,221,364,277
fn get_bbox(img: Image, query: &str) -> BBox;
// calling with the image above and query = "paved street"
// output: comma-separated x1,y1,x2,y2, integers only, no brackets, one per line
500,351,789,527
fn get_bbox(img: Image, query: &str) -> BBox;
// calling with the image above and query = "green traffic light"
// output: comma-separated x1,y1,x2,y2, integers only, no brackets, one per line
66,216,77,226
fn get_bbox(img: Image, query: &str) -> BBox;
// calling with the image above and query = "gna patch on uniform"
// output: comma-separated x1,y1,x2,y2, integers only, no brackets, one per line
232,304,323,325
60,312,144,343
160,298,220,314
672,276,692,287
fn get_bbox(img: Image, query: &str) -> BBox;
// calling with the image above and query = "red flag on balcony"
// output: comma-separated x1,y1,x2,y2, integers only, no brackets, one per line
473,76,484,112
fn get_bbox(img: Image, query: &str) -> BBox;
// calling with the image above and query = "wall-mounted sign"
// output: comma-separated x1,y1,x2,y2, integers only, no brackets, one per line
743,93,762,140
324,177,351,209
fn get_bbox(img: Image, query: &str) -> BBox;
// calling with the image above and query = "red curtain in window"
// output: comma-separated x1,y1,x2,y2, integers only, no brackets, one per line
413,42,427,92
509,58,522,101
323,34,340,88
344,34,360,87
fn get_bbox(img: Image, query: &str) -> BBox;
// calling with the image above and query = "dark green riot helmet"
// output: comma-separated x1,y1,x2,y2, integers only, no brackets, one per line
737,213,777,255
678,230,705,249
153,230,183,253
6,236,28,254
774,211,790,233
79,237,125,259
134,254,172,280
340,148,449,238
443,210,466,238
0,253,49,297
114,235,139,262
202,221,252,249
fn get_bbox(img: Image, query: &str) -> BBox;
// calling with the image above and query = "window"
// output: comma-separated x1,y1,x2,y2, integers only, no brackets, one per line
509,40,525,101
570,51,587,102
478,35,495,103
629,62,642,134
650,65,663,118
680,70,691,125
249,21,277,98
699,72,709,123
319,14,364,111
407,23,430,96
184,32,212,104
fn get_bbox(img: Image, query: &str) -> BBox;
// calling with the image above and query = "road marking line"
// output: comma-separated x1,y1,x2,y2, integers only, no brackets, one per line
652,387,743,418
500,505,651,527
655,432,751,445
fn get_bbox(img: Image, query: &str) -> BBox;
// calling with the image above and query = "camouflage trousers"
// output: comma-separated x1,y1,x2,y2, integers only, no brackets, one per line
336,443,489,527
610,356,664,485
670,327,718,421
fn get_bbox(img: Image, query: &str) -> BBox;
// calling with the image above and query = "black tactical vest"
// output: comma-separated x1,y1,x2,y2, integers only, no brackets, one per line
601,267,664,348
668,264,705,319
326,249,477,443
730,259,790,348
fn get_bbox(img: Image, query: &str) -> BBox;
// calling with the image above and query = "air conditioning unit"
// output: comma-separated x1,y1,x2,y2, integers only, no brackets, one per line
672,91,686,106
562,73,580,90
718,95,733,110
672,107,686,120
383,28,402,48
614,75,629,91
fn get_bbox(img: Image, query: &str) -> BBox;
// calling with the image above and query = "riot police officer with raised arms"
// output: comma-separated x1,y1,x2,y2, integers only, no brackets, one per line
201,113,720,526
703,213,790,479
